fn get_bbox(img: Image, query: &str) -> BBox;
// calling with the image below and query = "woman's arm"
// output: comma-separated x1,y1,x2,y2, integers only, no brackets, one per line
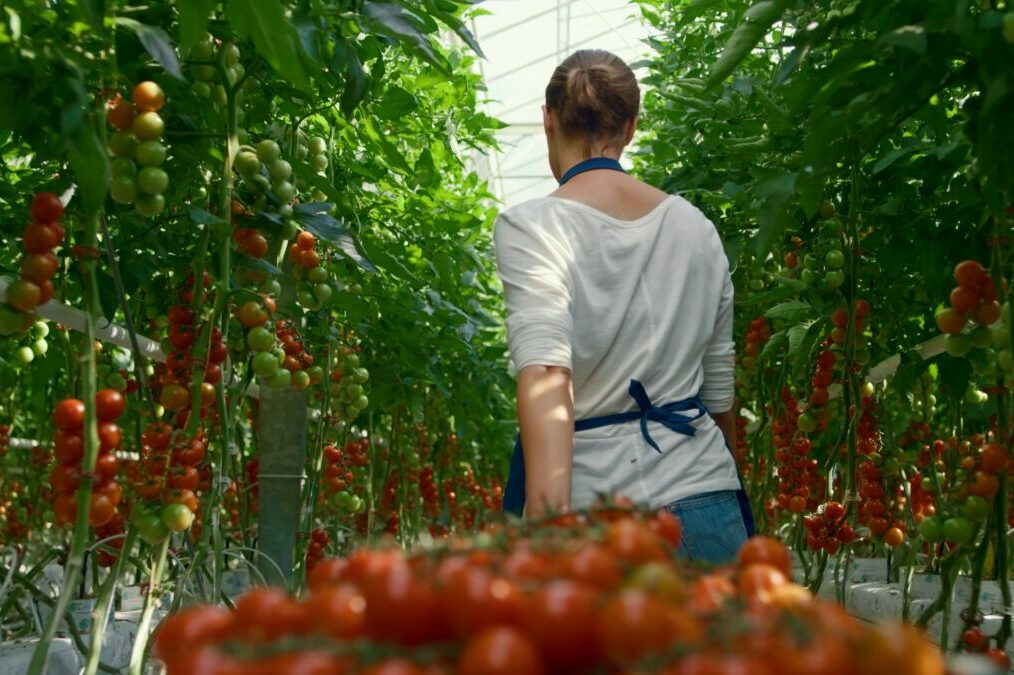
517,364,574,518
710,409,737,454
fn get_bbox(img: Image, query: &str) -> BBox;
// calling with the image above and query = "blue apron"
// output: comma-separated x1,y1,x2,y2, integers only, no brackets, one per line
501,379,755,536
500,158,755,535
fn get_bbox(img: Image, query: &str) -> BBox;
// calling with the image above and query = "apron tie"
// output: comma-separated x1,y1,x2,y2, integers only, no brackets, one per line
627,379,706,452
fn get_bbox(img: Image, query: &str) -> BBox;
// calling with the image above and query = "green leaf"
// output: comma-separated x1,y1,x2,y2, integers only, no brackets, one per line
292,203,376,272
229,0,308,89
96,272,118,324
679,0,725,25
786,320,818,355
332,38,370,114
878,25,926,55
377,85,418,119
234,252,281,276
65,119,109,218
362,2,444,70
176,0,216,52
190,208,225,226
707,0,788,88
115,18,184,80
77,0,104,32
872,144,922,174
759,329,788,359
764,300,813,323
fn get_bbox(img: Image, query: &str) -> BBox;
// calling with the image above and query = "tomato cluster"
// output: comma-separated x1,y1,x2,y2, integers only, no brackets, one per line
289,231,338,311
804,501,857,554
107,81,170,217
51,390,125,529
305,527,331,573
962,624,1012,670
330,347,370,422
771,389,824,517
321,439,367,516
739,315,771,370
800,347,836,432
152,513,944,675
128,422,203,544
155,293,226,417
0,193,64,336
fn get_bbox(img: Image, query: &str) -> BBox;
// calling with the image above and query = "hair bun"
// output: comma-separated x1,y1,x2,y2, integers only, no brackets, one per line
546,50,640,141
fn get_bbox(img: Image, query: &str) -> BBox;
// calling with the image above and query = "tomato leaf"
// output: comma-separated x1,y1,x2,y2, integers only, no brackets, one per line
764,300,813,323
229,0,308,89
96,271,118,324
189,208,226,226
332,38,371,115
77,0,105,32
362,2,446,72
877,25,927,55
234,252,281,276
176,0,217,53
707,0,788,89
115,18,184,80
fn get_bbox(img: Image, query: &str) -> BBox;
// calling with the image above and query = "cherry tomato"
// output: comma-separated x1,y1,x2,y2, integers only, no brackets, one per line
458,626,544,675
520,581,600,671
303,584,366,639
49,463,82,494
53,399,85,432
54,430,84,463
152,605,232,661
98,422,122,452
595,589,675,667
736,536,792,578
132,81,165,112
88,493,115,527
20,253,59,284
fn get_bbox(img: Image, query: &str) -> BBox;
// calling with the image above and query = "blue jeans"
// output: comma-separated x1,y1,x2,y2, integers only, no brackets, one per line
665,490,749,564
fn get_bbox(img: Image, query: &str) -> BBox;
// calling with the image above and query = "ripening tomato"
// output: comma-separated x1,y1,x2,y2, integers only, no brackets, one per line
737,536,792,578
132,81,165,112
358,660,426,675
950,286,979,314
20,252,59,284
968,470,1000,499
53,399,86,432
5,279,41,312
980,443,1010,474
458,627,544,675
160,383,190,411
955,260,986,290
884,527,904,547
975,301,1002,326
936,308,967,335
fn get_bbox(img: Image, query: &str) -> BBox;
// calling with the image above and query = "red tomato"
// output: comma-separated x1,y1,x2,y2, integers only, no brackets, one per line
88,493,115,527
29,192,64,223
363,561,447,646
230,587,308,642
23,222,61,253
53,399,85,432
20,252,59,283
605,517,667,565
54,430,84,463
152,605,232,661
458,627,544,675
443,565,522,638
50,463,82,494
95,389,126,422
358,660,425,675
303,584,366,640
564,543,622,590
595,589,675,667
98,422,122,452
737,563,788,604
520,580,600,671
736,536,792,578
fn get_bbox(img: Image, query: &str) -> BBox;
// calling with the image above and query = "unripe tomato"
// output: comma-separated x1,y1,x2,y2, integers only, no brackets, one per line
132,111,164,141
132,81,165,112
161,503,195,532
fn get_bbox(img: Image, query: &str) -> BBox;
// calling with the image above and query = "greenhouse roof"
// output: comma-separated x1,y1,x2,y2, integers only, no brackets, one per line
472,0,653,208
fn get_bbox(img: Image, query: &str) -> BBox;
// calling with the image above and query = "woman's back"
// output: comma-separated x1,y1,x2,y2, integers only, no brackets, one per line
495,187,739,509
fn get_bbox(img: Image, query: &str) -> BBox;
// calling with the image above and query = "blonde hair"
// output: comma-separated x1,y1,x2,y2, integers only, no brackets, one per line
545,49,640,143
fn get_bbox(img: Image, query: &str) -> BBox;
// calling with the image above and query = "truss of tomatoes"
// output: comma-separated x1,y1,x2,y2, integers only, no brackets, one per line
151,509,946,675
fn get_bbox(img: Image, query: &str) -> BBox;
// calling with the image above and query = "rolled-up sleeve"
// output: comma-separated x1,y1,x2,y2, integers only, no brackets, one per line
494,209,573,372
699,249,735,412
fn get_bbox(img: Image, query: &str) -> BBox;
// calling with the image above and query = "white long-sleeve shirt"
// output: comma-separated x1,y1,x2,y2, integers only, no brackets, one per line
494,194,741,510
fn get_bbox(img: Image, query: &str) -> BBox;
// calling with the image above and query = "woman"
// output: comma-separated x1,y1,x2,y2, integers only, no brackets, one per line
494,49,753,563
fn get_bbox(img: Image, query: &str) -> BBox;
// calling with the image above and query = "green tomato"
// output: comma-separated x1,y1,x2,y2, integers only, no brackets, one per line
352,367,370,384
333,491,353,510
273,181,296,202
259,279,282,296
345,353,360,368
0,305,27,336
192,81,212,98
918,516,945,543
296,144,309,160
944,334,972,357
311,154,328,172
823,269,845,289
291,370,311,389
137,167,170,196
970,326,993,349
961,495,990,522
110,175,138,204
224,43,242,67
354,394,369,410
111,157,137,177
308,366,325,384
942,516,974,544
825,249,845,269
136,141,168,167
313,283,333,304
1003,302,1010,325
800,269,818,286
106,372,128,391
132,112,165,141
137,513,171,545
193,63,217,81
819,201,836,219
1003,11,1014,43
265,368,292,389
212,85,228,107
252,351,278,377
296,290,315,307
308,266,329,284
992,323,1010,348
797,412,817,433
269,159,292,182
31,338,48,356
235,151,261,178
15,346,34,364
277,203,293,218
999,349,1014,373
256,139,281,164
192,38,215,61
309,136,327,155
246,326,274,352
748,278,764,292
135,193,165,218
30,321,49,339
109,131,140,158
161,503,195,532
281,219,300,240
